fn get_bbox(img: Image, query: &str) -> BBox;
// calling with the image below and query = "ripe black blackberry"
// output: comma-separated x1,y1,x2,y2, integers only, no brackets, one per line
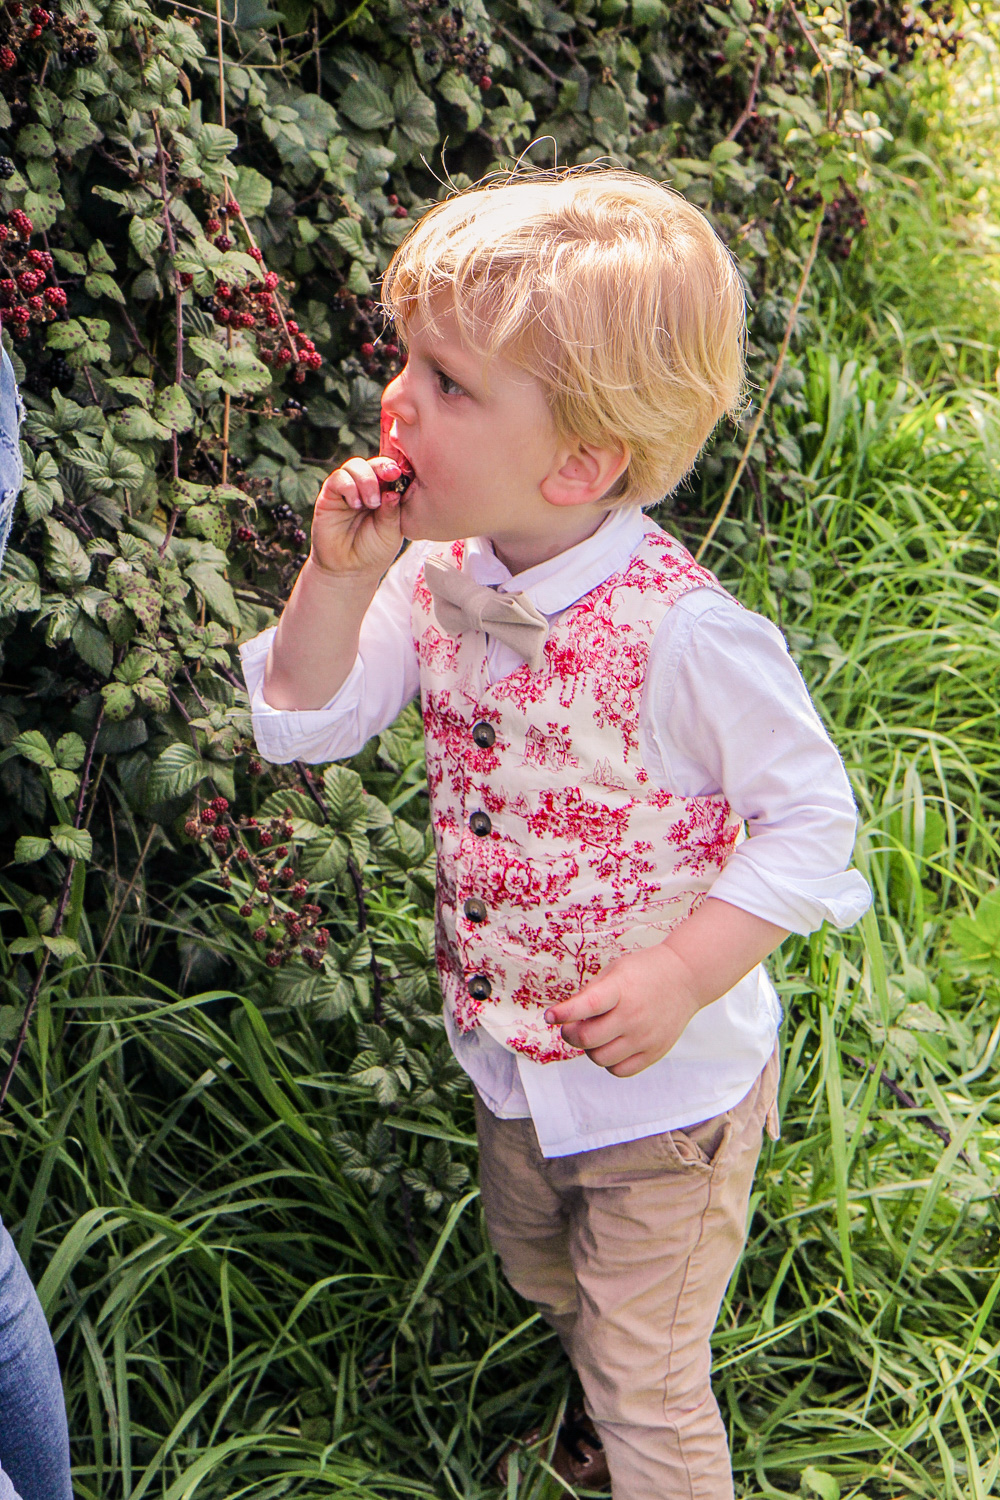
0,158,14,181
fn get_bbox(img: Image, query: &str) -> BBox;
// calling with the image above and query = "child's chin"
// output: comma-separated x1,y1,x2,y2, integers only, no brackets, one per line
400,498,463,544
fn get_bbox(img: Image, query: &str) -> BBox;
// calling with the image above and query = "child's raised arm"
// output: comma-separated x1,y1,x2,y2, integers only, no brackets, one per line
262,456,406,711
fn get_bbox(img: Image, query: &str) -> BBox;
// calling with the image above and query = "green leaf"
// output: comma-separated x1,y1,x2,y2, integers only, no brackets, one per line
801,1469,840,1500
14,835,52,863
8,937,43,956
129,214,164,263
323,764,367,832
340,76,395,132
17,122,56,158
154,383,195,434
14,730,58,770
42,935,83,959
84,271,127,304
148,742,213,801
185,562,241,627
110,406,172,443
49,768,79,800
393,74,438,148
55,733,86,770
88,239,117,273
50,824,93,860
186,503,232,550
234,164,272,214
101,681,136,721
20,450,63,523
329,216,376,268
44,518,92,587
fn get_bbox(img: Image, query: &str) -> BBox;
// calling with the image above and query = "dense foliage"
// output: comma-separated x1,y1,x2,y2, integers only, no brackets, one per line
5,0,1000,1495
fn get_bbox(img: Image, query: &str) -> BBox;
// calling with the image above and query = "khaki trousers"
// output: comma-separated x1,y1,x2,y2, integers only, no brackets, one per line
475,1048,780,1499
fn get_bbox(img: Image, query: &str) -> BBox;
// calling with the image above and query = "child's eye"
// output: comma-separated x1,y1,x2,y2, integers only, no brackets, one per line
435,368,465,398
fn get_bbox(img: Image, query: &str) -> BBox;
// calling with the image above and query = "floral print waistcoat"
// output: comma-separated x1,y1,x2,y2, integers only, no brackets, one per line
412,520,744,1064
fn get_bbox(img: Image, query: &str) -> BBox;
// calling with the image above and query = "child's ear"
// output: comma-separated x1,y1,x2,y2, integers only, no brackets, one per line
541,438,630,508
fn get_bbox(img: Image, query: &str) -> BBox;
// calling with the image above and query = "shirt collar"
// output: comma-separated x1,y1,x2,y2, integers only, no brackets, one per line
464,507,653,616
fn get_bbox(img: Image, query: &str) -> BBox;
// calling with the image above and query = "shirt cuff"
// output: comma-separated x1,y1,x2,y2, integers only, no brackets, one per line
238,627,365,765
708,853,872,935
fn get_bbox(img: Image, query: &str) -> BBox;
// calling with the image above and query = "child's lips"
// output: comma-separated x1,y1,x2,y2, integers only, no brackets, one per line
379,411,416,491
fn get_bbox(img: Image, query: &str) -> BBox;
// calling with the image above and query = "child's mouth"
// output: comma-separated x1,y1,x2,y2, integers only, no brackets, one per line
380,411,416,495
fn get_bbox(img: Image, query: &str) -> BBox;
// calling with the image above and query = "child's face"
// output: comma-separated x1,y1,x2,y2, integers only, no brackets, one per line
380,303,617,568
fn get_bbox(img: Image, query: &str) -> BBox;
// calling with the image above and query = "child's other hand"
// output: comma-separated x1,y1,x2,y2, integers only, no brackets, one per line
310,456,406,581
544,945,701,1078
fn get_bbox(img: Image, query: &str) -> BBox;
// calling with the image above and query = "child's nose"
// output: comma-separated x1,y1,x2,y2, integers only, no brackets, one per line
381,369,414,424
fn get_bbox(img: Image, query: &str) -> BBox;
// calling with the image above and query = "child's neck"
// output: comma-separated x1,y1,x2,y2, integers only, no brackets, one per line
488,508,613,577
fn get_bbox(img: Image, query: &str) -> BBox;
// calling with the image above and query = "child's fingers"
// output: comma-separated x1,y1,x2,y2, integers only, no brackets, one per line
606,1051,651,1079
544,983,618,1027
340,457,387,510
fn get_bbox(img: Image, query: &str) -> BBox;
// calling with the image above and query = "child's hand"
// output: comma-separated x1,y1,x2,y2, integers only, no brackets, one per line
544,945,701,1078
544,901,788,1078
310,456,408,581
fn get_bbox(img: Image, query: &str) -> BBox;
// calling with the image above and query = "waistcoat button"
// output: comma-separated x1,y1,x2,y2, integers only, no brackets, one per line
469,811,492,837
472,721,496,748
463,897,487,923
468,974,492,1000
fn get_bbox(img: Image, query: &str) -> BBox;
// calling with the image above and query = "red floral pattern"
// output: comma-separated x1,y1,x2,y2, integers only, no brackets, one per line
414,522,744,1063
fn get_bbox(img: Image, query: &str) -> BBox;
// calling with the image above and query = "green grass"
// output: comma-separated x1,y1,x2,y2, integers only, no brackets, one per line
5,29,1000,1500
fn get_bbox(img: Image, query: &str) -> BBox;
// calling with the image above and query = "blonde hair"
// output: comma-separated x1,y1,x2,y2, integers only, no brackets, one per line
380,166,747,506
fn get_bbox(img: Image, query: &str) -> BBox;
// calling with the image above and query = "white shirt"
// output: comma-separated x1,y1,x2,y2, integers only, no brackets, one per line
241,507,870,1155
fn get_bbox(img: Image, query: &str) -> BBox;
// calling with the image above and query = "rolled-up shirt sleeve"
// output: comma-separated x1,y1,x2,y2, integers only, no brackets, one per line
642,590,871,935
239,543,426,764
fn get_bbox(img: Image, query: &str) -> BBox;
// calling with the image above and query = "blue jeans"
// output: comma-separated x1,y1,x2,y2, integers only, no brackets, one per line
0,1221,73,1500
0,359,72,1499
0,346,24,570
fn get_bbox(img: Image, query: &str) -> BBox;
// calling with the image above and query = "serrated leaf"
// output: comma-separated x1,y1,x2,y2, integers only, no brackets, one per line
110,406,172,443
129,214,164,263
55,733,86,770
14,835,51,863
340,76,394,132
323,764,367,832
154,383,194,434
50,824,93,859
42,935,83,959
148,742,213,801
85,271,127,304
13,729,57,770
185,562,241,627
44,517,91,587
8,937,43,956
234,164,272,214
329,215,376,268
101,681,136,721
49,768,79,799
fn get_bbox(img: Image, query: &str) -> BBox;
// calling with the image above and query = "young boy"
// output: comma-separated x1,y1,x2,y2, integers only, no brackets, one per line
241,168,870,1498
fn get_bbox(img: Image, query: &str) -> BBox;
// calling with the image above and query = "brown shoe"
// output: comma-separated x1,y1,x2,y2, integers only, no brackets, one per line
496,1407,610,1491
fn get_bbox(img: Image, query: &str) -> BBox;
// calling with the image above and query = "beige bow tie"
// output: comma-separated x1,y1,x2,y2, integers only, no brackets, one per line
424,557,549,670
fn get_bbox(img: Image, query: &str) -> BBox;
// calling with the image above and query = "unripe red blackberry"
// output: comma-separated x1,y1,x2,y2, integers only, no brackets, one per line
248,758,263,775
179,272,194,288
315,928,329,949
44,286,67,309
224,200,240,215
236,524,254,543
304,948,323,969
276,845,288,857
236,846,250,863
266,311,280,328
265,950,282,967
394,205,408,218
263,271,279,291
0,48,16,69
212,824,229,842
17,270,44,293
11,210,33,238
249,246,263,262
479,75,492,90
360,341,375,357
205,217,221,234
276,347,292,363
212,796,229,812
287,320,299,334
216,283,232,299
260,831,273,847
215,307,232,324
256,875,269,891
387,193,398,205
200,807,217,825
27,295,42,311
184,818,201,837
240,902,253,916
214,234,233,251
292,880,308,898
220,873,232,890
252,926,267,941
